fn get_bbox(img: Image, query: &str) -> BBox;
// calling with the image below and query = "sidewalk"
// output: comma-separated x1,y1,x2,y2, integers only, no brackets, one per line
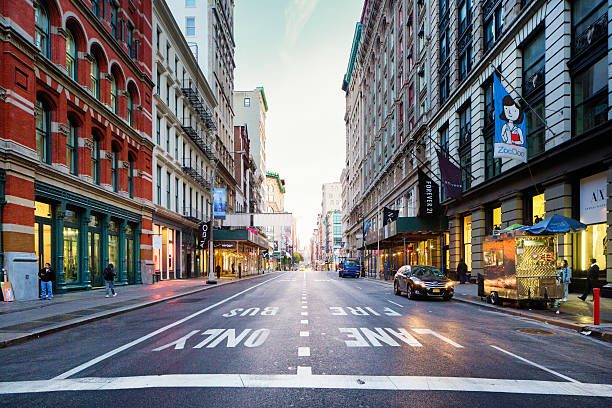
0,273,274,348
362,275,612,342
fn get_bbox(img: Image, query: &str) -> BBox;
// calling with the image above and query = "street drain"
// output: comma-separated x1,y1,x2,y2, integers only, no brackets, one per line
516,329,555,335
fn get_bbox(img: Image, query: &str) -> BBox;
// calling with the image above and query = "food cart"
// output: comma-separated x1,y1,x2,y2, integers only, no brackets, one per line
482,231,564,306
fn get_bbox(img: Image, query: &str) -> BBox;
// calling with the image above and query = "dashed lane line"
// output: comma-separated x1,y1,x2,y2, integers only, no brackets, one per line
0,375,609,396
387,300,404,308
298,347,310,357
490,345,580,383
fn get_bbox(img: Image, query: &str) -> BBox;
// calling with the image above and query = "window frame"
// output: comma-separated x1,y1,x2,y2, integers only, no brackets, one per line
111,147,119,192
35,2,51,58
91,135,100,184
185,17,196,36
67,120,78,175
36,99,52,164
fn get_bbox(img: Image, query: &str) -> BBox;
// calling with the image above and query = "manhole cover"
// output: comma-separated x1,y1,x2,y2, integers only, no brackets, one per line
516,329,555,335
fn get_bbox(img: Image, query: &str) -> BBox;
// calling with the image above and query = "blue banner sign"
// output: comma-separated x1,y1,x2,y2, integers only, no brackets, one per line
494,74,527,163
213,188,226,219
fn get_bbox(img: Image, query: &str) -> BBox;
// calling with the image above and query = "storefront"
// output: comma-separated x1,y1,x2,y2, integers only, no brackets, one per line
33,182,141,291
213,229,267,278
575,171,607,276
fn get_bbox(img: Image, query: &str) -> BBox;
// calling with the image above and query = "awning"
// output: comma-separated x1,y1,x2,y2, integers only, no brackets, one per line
213,228,268,249
365,216,448,248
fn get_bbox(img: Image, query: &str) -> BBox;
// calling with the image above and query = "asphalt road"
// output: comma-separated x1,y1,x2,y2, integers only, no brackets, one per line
0,269,611,407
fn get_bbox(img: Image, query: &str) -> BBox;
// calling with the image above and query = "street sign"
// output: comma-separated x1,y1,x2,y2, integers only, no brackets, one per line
213,188,226,219
198,221,211,250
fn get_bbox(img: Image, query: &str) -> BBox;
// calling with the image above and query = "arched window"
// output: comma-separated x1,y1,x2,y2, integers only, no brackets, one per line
91,135,100,184
35,2,50,58
128,155,134,198
111,146,119,192
66,31,78,81
127,90,134,126
90,57,100,99
110,75,118,113
67,120,78,175
35,99,51,163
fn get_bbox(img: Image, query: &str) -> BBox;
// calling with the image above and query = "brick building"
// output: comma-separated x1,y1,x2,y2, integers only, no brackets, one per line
0,0,154,297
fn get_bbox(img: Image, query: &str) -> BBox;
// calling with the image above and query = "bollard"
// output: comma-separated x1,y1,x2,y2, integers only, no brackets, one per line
594,288,600,325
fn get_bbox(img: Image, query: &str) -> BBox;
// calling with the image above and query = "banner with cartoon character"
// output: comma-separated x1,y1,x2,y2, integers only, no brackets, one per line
494,74,527,163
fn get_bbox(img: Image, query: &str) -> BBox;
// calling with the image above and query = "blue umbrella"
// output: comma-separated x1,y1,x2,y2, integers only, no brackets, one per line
520,214,587,234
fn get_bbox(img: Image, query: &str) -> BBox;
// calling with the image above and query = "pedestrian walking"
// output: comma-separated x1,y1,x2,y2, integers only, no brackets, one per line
579,258,599,301
238,262,242,279
103,263,117,298
38,262,55,300
216,264,221,279
457,259,468,284
557,259,571,302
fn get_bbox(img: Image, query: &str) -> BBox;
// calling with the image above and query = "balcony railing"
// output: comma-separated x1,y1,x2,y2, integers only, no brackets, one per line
181,79,216,132
181,206,204,222
181,159,211,190
181,124,216,161
572,12,607,59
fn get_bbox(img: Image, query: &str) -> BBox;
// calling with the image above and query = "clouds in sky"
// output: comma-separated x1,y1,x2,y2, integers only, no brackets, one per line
284,0,320,49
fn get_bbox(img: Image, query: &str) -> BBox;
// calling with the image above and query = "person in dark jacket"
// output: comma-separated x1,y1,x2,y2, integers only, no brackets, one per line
216,265,221,279
457,259,468,284
103,263,117,298
38,263,55,300
579,258,599,301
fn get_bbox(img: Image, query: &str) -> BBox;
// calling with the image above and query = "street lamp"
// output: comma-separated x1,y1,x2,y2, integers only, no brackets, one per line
206,149,246,285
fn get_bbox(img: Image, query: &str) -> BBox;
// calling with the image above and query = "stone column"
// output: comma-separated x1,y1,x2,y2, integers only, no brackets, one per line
544,179,573,265
81,208,91,288
119,219,128,285
448,214,461,273
470,206,487,280
501,192,523,228
101,214,110,269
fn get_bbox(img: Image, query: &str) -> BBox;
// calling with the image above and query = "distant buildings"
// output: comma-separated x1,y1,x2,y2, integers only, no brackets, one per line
313,182,343,270
265,172,292,269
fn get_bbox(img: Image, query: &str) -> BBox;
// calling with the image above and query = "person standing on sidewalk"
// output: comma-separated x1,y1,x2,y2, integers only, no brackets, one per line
103,263,117,298
38,263,55,300
579,258,599,301
558,259,571,302
457,259,468,284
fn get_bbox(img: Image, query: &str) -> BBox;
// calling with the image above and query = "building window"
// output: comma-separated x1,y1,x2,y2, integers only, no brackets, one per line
483,80,500,179
522,30,545,159
156,166,162,204
439,125,449,154
186,17,195,36
573,58,608,137
35,2,51,58
127,90,134,126
186,0,195,7
166,172,171,210
128,155,134,198
91,0,100,17
166,43,170,61
156,28,161,51
36,100,51,164
91,135,100,184
174,133,179,158
90,57,100,99
462,214,472,270
244,97,250,107
458,104,471,190
457,0,473,82
127,24,134,57
156,116,161,145
67,120,78,175
111,148,119,192
110,3,118,39
483,0,504,52
66,31,78,81
486,205,502,235
175,177,179,212
182,183,186,213
110,75,118,113
166,82,170,105
166,125,171,152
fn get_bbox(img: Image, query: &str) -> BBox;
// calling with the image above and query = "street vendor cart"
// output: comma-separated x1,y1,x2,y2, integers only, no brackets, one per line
482,231,564,306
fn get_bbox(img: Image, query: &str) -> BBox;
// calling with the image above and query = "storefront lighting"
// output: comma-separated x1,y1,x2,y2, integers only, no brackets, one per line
581,229,586,271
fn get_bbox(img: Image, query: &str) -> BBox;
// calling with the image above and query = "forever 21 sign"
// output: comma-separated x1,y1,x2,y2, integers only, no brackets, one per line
198,221,211,250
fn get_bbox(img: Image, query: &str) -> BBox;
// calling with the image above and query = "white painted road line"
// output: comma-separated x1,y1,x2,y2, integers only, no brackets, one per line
53,273,288,380
298,347,310,357
302,306,308,309
301,320,308,324
490,345,580,383
387,300,404,308
302,301,307,304
301,312,308,316
412,329,463,348
300,331,309,337
0,375,610,396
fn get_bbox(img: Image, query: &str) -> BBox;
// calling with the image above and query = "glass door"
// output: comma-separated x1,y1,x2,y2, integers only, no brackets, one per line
89,231,102,287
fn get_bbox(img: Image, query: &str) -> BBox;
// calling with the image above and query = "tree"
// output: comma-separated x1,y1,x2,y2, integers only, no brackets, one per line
293,252,304,263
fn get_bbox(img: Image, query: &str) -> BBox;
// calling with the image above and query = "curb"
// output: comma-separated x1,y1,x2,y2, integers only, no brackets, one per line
0,272,279,349
360,276,611,343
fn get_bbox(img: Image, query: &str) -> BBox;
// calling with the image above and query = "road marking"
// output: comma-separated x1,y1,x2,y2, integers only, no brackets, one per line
387,300,404,308
302,301,307,304
412,329,463,348
301,312,308,316
298,347,310,357
302,305,308,309
297,366,312,376
301,320,308,324
53,273,288,380
300,331,309,337
1,375,609,396
490,345,580,383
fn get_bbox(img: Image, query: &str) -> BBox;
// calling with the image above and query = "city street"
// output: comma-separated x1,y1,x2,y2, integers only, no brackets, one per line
0,270,610,407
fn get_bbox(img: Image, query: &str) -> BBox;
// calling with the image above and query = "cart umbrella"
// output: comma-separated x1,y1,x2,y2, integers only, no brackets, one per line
519,214,587,234
502,223,524,231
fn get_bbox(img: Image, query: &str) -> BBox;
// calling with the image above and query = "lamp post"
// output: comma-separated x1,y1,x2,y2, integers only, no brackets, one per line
206,149,246,285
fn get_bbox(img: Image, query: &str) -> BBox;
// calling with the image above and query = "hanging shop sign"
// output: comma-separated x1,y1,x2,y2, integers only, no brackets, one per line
493,74,527,163
198,221,211,250
418,169,440,217
580,171,606,225
213,188,226,219
214,242,236,249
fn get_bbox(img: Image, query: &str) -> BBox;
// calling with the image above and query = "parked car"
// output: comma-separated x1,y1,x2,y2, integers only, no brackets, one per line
394,265,454,301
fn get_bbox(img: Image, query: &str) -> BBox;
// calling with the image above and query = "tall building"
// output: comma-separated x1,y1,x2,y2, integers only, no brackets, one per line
318,182,343,269
265,171,291,269
152,0,217,280
342,0,612,287
233,123,250,213
0,0,154,297
166,0,237,212
233,87,268,211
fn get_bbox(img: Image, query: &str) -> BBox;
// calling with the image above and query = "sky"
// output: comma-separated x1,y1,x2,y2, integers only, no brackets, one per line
234,0,363,250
